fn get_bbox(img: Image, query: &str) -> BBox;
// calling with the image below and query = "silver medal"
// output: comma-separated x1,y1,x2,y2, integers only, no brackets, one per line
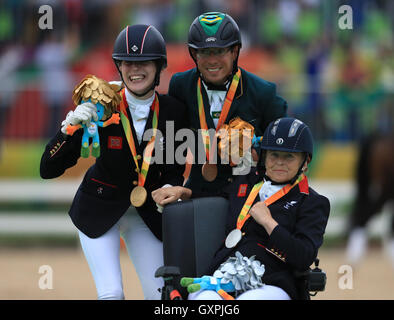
225,229,242,248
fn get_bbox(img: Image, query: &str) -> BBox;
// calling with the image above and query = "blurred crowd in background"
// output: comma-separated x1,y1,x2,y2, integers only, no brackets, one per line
0,0,392,142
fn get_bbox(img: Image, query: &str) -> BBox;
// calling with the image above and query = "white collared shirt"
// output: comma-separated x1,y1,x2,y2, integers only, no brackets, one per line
125,89,155,144
259,180,285,201
202,82,229,128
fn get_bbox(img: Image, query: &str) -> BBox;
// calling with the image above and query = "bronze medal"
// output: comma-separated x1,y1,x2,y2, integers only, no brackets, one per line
202,162,217,182
130,186,147,207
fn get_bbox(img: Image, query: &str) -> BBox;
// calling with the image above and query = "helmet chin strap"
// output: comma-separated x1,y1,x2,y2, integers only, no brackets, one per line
126,81,155,98
287,157,307,185
118,71,156,98
258,153,308,185
201,75,231,90
189,46,240,88
114,60,161,98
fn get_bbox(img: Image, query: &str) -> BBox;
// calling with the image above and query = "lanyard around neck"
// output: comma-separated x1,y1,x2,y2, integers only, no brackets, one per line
119,88,159,187
236,174,306,230
197,69,241,161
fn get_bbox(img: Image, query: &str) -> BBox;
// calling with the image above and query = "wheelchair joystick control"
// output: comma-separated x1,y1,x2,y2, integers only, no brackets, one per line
155,266,183,300
308,258,327,294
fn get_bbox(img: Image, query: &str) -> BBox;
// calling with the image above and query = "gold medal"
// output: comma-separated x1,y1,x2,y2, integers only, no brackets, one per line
130,186,147,207
202,162,217,182
72,74,121,114
119,90,159,209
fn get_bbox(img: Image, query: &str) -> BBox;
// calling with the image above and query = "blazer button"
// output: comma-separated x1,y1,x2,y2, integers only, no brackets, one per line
136,155,142,160
227,178,233,183
132,181,138,186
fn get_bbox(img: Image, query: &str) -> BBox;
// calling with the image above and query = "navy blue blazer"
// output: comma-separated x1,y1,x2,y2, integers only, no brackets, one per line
204,168,330,299
40,93,188,240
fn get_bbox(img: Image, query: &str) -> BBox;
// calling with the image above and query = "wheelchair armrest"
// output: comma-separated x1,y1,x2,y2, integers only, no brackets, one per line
155,266,181,279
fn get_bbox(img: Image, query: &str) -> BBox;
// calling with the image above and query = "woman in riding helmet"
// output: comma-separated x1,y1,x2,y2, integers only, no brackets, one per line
40,25,188,300
153,117,330,300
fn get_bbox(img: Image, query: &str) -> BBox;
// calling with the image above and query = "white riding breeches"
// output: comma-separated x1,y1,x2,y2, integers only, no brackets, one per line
78,206,163,300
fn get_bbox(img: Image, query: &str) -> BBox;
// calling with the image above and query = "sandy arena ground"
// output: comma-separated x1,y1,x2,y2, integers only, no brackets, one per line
1,247,393,300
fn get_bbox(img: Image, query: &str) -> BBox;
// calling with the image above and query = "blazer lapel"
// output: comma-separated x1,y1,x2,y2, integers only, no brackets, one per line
200,85,216,130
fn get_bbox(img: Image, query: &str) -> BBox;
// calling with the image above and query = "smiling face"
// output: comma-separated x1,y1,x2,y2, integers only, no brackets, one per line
265,150,306,183
192,46,238,85
118,60,156,98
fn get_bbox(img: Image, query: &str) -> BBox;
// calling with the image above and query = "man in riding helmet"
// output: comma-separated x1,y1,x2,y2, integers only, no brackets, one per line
168,12,288,196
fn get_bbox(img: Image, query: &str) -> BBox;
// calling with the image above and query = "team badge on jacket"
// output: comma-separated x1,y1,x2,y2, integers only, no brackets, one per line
108,136,122,149
237,184,248,197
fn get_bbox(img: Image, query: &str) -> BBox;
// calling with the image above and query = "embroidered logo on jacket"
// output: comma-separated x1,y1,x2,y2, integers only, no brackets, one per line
284,201,297,209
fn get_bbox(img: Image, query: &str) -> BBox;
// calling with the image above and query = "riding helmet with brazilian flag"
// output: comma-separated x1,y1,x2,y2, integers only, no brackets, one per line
188,12,242,75
188,12,241,49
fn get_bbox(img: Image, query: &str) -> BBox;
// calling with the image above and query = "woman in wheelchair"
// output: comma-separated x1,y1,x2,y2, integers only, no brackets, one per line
152,117,330,300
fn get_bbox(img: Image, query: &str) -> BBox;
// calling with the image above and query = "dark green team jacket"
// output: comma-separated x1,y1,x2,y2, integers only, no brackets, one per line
169,67,288,194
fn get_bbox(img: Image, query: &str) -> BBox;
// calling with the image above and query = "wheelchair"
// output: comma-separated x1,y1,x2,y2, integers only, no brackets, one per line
155,197,326,300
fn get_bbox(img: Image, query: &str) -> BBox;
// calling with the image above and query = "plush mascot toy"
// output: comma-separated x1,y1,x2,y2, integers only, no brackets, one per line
181,276,236,300
66,75,121,158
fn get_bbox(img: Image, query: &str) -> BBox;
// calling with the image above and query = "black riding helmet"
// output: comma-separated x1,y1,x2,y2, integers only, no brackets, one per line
188,12,242,80
258,117,314,184
112,24,167,97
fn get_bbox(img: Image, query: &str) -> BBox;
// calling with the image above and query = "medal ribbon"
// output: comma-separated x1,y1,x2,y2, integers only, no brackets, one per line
119,88,159,187
236,174,306,231
197,68,241,161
